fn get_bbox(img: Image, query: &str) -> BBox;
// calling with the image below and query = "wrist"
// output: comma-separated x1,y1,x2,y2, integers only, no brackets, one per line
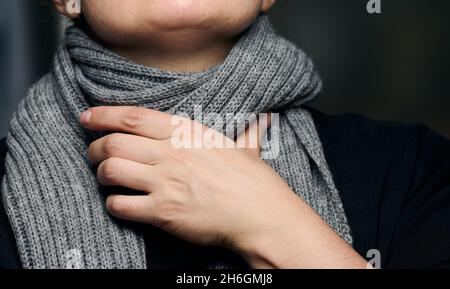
224,225,273,268
233,232,281,269
228,196,369,269
229,198,303,268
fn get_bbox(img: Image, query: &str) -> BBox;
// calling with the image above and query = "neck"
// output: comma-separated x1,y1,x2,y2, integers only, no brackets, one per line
108,38,235,73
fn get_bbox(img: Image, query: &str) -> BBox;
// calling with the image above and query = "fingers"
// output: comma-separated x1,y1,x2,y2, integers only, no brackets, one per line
106,195,157,224
97,157,159,192
80,106,179,140
88,133,170,165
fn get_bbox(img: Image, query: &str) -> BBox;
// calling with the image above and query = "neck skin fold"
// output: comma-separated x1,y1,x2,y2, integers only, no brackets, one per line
106,33,236,73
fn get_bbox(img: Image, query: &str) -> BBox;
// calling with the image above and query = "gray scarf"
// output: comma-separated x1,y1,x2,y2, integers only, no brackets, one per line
1,15,352,269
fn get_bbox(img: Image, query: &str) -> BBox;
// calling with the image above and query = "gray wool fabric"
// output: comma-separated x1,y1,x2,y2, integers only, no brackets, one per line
1,15,352,269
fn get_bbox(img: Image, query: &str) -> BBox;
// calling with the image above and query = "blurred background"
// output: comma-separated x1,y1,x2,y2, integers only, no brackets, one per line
1,0,449,138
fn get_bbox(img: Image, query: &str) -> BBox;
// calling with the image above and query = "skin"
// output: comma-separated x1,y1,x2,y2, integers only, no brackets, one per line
55,0,276,72
54,0,370,268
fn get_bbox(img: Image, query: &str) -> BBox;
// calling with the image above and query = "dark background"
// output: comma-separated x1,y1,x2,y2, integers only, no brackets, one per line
1,0,449,138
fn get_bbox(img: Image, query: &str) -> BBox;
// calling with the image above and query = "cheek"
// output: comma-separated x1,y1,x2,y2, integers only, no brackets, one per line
81,0,143,44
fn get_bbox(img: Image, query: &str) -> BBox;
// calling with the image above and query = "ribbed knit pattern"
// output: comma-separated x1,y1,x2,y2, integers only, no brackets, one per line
1,15,352,269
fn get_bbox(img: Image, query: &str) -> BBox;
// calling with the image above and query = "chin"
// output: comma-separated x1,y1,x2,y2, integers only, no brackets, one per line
83,0,262,47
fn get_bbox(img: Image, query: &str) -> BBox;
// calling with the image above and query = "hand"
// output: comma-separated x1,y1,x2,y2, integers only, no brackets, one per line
80,106,369,268
81,107,294,247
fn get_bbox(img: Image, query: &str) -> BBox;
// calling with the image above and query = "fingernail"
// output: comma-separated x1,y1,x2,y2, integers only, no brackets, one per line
80,110,92,126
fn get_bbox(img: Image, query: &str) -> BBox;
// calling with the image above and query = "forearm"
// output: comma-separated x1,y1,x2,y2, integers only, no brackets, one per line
234,196,370,269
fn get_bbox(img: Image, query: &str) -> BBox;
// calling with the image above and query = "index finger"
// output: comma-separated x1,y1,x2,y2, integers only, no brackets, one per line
80,106,178,140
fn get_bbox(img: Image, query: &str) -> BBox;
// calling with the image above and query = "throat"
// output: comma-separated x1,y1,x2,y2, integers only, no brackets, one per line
109,39,235,73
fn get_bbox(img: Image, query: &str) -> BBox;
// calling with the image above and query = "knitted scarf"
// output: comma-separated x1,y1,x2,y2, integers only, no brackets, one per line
1,15,352,269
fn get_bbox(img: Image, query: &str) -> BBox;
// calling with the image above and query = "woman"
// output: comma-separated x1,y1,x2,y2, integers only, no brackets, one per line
1,0,450,269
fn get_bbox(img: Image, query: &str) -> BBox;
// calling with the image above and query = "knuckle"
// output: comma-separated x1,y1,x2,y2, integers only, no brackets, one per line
107,197,127,216
100,158,120,182
122,107,145,129
155,217,173,231
155,202,182,230
161,151,197,182
87,142,97,160
167,177,191,195
102,133,122,156
169,149,191,165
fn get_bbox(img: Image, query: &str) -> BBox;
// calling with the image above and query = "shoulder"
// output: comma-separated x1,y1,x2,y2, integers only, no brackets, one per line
308,106,435,152
307,107,450,191
0,137,6,182
15,74,57,113
29,73,55,92
308,107,450,181
308,107,450,268
307,107,441,189
0,137,22,268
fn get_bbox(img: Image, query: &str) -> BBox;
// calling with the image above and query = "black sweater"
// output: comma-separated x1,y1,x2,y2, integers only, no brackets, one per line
1,108,450,269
